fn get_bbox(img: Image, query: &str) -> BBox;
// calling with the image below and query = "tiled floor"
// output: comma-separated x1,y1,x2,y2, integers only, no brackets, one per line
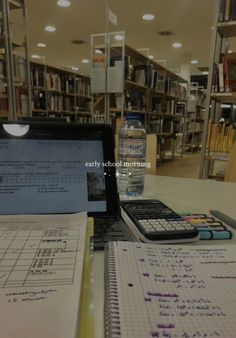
156,152,202,179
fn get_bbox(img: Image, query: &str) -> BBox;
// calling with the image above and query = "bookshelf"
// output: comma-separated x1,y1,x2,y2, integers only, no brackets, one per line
199,0,236,179
185,82,206,152
0,0,31,120
31,62,91,123
90,34,188,165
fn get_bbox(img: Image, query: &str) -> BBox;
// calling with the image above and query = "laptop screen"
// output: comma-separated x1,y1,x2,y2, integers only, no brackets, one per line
0,122,119,216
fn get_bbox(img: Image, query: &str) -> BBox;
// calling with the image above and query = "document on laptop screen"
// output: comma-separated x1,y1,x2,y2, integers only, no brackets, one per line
0,139,106,214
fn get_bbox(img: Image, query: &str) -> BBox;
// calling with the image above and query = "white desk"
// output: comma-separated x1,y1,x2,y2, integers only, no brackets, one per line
93,175,236,338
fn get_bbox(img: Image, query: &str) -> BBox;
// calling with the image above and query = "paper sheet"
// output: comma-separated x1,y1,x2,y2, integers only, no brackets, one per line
107,241,236,338
0,212,87,338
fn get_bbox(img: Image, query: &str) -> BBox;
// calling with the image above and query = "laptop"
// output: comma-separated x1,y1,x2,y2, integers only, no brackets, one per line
0,122,133,250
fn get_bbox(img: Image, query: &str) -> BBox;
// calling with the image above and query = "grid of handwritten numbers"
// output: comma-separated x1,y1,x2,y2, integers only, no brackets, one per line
0,225,79,288
114,242,235,338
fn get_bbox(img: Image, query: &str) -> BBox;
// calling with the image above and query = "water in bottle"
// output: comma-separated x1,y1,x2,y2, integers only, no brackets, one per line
118,113,146,197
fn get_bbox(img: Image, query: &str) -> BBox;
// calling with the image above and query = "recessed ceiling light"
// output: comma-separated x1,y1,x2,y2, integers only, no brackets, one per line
142,14,155,21
228,49,233,53
31,54,40,59
57,0,71,7
190,60,198,64
37,42,47,48
81,59,90,64
72,66,79,71
202,71,209,75
44,25,56,32
95,49,103,54
114,34,124,41
172,42,182,48
148,55,154,59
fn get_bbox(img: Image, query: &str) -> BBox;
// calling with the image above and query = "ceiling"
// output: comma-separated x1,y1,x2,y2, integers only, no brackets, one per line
13,0,217,77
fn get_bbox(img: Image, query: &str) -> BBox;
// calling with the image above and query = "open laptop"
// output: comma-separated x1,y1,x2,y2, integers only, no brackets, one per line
0,122,133,250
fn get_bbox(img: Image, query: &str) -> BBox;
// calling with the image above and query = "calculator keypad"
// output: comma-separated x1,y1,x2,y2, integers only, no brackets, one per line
139,219,193,233
122,201,195,235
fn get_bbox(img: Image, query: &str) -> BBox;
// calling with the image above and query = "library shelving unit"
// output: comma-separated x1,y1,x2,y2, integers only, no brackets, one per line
185,82,206,152
199,0,236,179
30,61,91,123
0,0,31,120
90,32,188,164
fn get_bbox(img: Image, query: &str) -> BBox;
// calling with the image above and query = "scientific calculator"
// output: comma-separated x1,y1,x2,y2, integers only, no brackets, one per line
120,199,199,243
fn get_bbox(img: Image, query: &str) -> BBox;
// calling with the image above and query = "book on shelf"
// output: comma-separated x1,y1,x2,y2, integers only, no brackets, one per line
105,241,236,338
32,90,46,110
211,55,236,93
231,0,236,21
124,90,146,111
133,64,153,87
224,0,231,21
110,55,132,81
219,0,226,22
208,121,235,154
219,0,236,22
31,66,45,88
13,55,27,82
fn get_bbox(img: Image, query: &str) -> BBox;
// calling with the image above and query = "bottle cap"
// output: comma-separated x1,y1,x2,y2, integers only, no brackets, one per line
125,112,142,120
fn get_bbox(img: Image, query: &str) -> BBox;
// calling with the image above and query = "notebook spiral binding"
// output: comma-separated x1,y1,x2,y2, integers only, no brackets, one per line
104,242,121,338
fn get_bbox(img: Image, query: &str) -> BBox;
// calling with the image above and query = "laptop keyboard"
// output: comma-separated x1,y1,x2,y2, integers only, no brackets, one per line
93,217,132,250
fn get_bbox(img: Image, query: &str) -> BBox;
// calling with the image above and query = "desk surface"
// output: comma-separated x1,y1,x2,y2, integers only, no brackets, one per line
93,175,236,338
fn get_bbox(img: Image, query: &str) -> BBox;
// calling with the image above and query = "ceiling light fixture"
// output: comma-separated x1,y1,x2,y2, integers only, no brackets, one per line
114,34,124,41
31,54,40,59
37,42,47,48
57,0,71,7
148,55,154,59
95,49,103,54
142,14,155,21
190,60,198,64
228,49,233,53
44,25,56,32
81,59,90,64
172,42,182,48
72,66,79,71
202,71,209,75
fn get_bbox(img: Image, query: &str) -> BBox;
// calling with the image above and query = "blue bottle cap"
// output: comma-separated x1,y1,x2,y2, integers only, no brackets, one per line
125,112,142,120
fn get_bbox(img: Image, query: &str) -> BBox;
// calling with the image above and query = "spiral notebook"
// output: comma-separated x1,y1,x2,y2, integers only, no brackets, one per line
105,241,236,338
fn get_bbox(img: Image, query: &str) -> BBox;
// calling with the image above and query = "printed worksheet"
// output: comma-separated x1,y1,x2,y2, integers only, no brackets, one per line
0,212,88,338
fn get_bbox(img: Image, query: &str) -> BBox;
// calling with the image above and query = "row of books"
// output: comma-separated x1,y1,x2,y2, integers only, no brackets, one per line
148,118,178,134
47,113,92,124
187,121,203,132
207,121,235,153
110,56,187,99
219,0,236,22
133,65,187,99
35,92,75,112
113,93,178,115
212,54,236,93
32,91,90,112
152,98,176,115
31,67,90,96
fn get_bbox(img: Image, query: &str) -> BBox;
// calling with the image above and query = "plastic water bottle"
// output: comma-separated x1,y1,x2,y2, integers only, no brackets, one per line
118,113,146,197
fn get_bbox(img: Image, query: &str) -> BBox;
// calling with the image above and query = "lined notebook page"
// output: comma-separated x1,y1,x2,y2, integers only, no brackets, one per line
105,241,236,338
0,212,87,338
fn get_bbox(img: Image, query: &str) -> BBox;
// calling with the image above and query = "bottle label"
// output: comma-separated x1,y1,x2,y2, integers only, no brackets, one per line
119,138,146,158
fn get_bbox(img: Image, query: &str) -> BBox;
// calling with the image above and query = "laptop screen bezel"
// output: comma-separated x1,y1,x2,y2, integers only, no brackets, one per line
0,122,120,217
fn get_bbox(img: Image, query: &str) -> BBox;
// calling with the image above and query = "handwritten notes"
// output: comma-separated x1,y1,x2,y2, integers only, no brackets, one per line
106,242,236,338
0,212,87,338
